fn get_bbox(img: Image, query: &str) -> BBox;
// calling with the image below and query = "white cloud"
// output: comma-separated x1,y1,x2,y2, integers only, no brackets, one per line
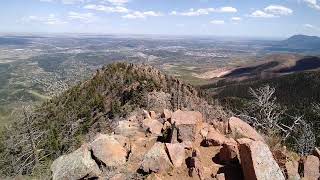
250,10,276,18
84,4,129,13
304,23,320,30
217,7,237,13
68,11,96,23
304,23,314,28
249,5,292,18
303,0,320,10
264,5,293,15
22,14,67,25
122,11,162,19
40,0,85,4
231,17,242,21
170,11,178,15
210,20,225,25
104,0,129,6
180,8,214,16
143,11,162,16
170,7,237,16
61,0,84,4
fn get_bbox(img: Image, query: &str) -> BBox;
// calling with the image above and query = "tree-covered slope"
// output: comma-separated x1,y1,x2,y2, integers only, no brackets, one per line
202,70,320,146
0,62,224,176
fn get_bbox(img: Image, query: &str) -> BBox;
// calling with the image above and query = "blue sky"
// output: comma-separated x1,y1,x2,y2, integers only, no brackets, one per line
1,0,320,38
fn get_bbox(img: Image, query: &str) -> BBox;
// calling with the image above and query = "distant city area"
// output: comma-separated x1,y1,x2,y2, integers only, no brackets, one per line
1,34,320,125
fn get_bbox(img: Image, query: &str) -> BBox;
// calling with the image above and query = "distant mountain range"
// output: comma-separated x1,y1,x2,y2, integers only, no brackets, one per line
200,54,320,149
267,34,320,53
210,54,320,83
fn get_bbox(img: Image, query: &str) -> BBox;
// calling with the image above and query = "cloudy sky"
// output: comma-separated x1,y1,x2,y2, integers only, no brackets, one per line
1,0,320,37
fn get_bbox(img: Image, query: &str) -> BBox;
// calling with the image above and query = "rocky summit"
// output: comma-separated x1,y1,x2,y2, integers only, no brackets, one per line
50,109,318,180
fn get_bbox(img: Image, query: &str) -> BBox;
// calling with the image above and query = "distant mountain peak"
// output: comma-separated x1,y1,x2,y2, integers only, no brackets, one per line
286,34,320,41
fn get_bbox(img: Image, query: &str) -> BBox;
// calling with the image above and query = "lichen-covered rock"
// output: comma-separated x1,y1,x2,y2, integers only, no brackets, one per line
229,117,264,141
115,120,141,136
285,160,300,180
200,123,209,138
150,111,158,119
171,110,202,142
165,143,185,167
238,138,285,180
143,118,163,135
171,110,202,125
181,141,193,149
140,142,172,173
143,109,152,119
51,144,101,180
90,134,128,167
204,127,233,146
162,121,171,131
161,109,172,120
302,155,320,180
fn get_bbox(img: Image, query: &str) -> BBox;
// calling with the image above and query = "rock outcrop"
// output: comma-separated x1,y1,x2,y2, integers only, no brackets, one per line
51,144,101,180
219,141,239,163
140,142,172,173
170,110,203,142
302,155,320,179
51,110,297,180
165,143,185,167
238,138,285,180
229,117,265,141
204,127,232,146
285,160,300,180
90,134,128,167
143,118,163,135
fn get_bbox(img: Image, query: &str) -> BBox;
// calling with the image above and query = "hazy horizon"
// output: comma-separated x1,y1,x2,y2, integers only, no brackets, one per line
1,0,320,37
0,31,300,41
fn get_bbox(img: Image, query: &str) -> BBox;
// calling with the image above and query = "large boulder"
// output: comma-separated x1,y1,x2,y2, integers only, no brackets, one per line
219,141,239,163
216,173,226,180
238,138,285,180
186,149,205,180
204,127,233,146
228,117,264,142
302,155,320,179
165,143,185,167
171,110,202,125
149,111,158,119
161,109,172,120
143,118,163,135
199,123,210,138
140,142,172,173
143,109,152,119
313,147,320,159
90,134,128,167
115,120,142,137
285,160,300,180
170,110,203,142
212,120,228,135
51,144,101,180
146,173,163,180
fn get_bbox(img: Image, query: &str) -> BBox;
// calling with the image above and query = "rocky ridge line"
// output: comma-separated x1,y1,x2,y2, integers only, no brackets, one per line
51,109,320,180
